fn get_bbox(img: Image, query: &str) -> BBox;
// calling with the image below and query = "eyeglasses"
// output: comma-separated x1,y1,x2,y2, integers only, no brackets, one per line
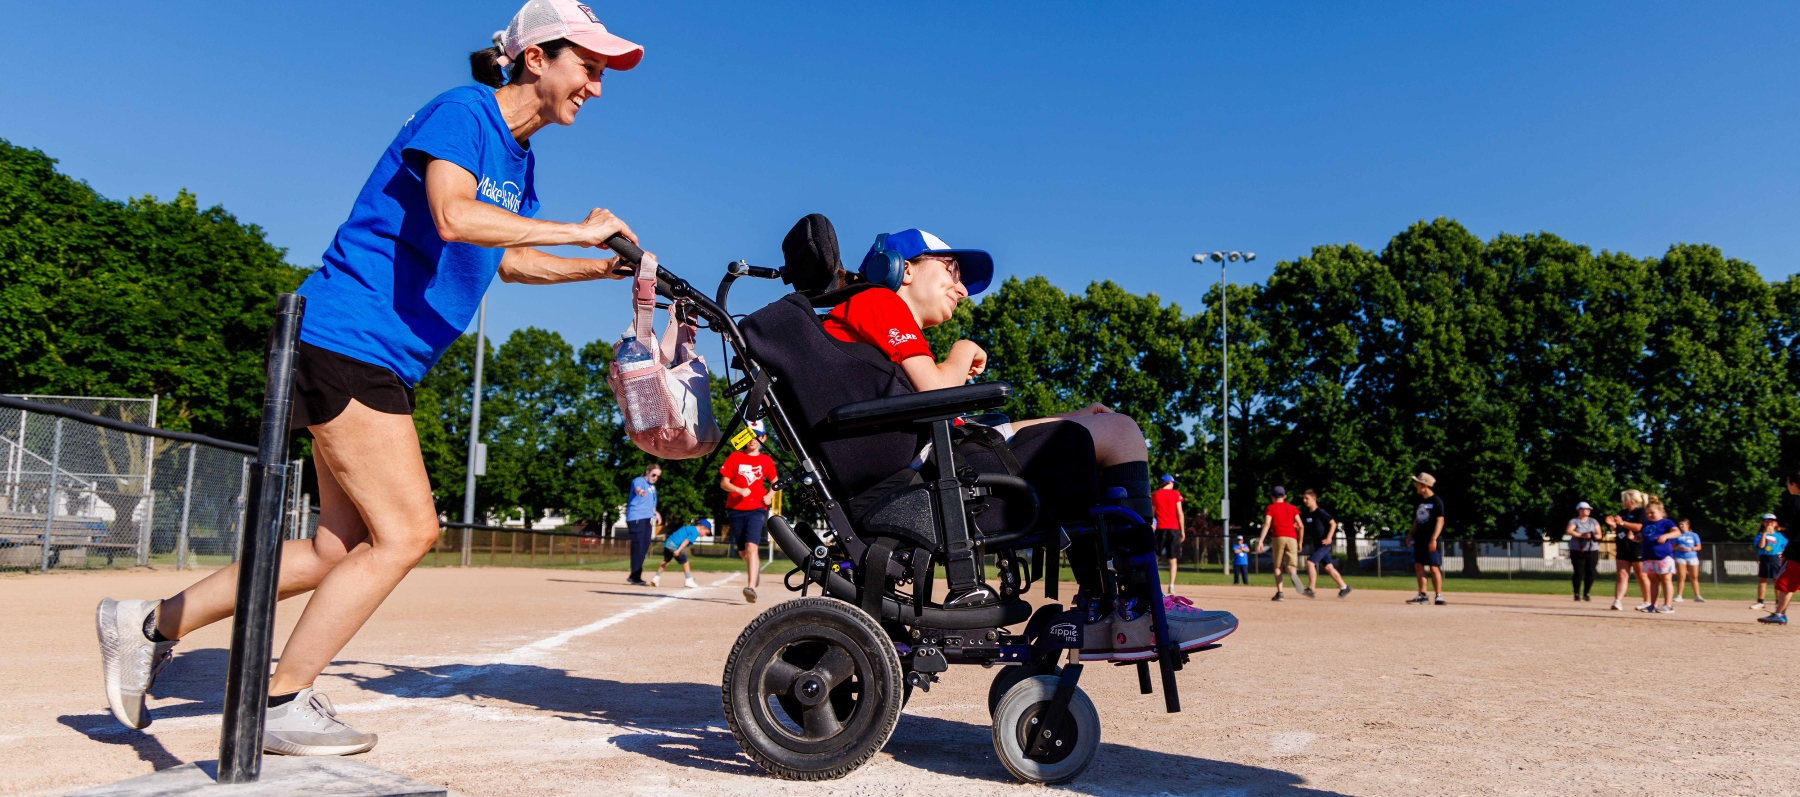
914,255,961,283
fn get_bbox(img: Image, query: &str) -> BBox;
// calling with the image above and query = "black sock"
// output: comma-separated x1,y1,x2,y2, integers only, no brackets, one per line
142,609,173,644
267,691,300,709
1099,461,1154,521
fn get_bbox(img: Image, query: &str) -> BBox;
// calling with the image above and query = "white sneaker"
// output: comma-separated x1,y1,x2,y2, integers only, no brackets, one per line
263,687,377,756
1656,606,1674,614
96,598,177,729
684,576,698,588
1674,596,1683,602
1610,601,1622,611
1753,602,1767,609
650,573,661,587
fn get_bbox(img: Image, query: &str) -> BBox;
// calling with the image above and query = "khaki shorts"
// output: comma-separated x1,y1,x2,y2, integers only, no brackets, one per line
1271,536,1300,570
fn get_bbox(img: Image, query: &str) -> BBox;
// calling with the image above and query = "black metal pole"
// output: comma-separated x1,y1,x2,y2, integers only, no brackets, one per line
218,294,304,784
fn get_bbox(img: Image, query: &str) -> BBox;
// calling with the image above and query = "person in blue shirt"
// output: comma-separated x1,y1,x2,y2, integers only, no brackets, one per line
653,518,709,589
625,464,663,585
1638,499,1681,614
95,1,647,754
1753,513,1788,610
1671,518,1704,603
1232,536,1251,585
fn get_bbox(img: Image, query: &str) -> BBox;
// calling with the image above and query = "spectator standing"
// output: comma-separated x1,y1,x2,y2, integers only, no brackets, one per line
1152,475,1185,595
1606,490,1649,611
1405,473,1447,606
1639,499,1680,613
1232,536,1251,584
720,422,778,604
1759,468,1800,624
1254,486,1304,601
1300,489,1351,599
1752,513,1786,611
1566,502,1601,602
1672,518,1704,603
625,464,662,586
651,518,707,588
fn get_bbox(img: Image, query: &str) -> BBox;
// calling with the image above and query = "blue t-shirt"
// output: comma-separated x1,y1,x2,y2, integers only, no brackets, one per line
665,525,702,551
1757,531,1788,556
1233,544,1249,565
1673,531,1700,559
1641,519,1678,559
626,476,657,521
297,85,539,385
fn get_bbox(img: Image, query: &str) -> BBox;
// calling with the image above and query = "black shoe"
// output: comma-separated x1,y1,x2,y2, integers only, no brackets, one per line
1303,588,1316,599
1583,594,1592,602
1338,587,1352,599
1271,592,1285,602
1573,595,1582,602
1406,593,1428,605
627,578,649,586
944,584,998,609
1433,595,1447,606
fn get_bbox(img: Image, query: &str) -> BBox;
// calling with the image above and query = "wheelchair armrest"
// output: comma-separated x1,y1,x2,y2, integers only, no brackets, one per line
825,382,1012,431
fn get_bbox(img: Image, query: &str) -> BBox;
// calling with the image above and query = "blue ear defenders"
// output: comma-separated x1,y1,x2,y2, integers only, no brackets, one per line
858,233,907,291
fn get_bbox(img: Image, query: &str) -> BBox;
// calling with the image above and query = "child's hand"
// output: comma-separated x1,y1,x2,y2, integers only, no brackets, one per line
951,340,987,377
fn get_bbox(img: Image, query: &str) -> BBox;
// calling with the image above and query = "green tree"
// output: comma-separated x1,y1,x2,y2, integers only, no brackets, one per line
0,138,310,440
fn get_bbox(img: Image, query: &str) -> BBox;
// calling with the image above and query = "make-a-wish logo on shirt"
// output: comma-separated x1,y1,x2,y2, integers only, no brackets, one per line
477,175,523,213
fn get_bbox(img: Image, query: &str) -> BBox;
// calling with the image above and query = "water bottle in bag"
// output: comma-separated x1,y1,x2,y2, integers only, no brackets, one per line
615,335,667,431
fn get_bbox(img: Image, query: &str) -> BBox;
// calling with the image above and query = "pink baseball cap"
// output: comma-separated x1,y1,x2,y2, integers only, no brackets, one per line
495,0,644,71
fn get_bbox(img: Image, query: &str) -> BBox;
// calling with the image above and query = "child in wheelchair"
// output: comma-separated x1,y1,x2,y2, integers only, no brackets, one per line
825,228,1231,662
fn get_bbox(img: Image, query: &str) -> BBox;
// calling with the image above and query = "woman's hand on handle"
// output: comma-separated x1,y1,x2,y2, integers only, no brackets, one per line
571,208,638,250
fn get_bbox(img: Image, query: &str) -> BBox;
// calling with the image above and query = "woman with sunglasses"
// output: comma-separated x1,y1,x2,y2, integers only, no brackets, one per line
96,0,647,756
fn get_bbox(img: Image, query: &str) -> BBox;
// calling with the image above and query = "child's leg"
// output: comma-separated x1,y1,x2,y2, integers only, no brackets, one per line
1326,562,1348,590
1429,566,1443,594
1415,563,1428,594
1758,578,1768,602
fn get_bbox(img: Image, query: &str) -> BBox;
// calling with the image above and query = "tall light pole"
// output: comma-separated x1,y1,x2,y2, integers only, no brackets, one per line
1194,250,1253,573
461,298,487,567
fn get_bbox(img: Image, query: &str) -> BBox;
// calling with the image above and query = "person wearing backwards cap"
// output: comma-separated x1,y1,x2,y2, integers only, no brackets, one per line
825,229,1228,662
94,0,646,755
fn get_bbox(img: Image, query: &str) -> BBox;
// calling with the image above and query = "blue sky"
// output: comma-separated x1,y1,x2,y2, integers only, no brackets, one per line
8,1,1799,349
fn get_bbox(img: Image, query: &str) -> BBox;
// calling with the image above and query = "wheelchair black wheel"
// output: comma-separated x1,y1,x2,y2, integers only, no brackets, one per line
991,675,1101,784
986,662,1061,717
722,597,904,780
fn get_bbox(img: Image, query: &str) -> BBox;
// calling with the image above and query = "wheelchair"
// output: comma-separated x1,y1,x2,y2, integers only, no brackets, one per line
608,215,1237,784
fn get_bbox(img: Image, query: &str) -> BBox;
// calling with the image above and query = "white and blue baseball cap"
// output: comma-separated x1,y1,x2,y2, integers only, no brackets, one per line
861,229,995,295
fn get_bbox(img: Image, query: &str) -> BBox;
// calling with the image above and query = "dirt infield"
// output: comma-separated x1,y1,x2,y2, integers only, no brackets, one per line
4,567,1793,796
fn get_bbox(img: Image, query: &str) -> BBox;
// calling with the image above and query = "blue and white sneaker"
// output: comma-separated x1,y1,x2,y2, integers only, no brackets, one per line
1758,613,1788,625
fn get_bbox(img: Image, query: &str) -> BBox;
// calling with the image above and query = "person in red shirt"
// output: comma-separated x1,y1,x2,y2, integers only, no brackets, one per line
1153,475,1186,595
719,421,778,604
1253,486,1304,602
821,228,1225,661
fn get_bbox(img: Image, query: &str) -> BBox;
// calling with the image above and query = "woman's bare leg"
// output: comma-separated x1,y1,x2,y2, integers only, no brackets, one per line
156,444,371,640
267,400,441,694
1012,409,1148,467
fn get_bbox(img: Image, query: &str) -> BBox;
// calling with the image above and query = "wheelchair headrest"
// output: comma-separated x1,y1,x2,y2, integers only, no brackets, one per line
781,213,844,296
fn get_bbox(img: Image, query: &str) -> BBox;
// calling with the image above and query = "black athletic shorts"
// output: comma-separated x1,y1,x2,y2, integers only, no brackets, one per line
1156,528,1182,559
1307,544,1335,567
1413,545,1442,567
1760,554,1784,580
663,547,689,565
289,342,415,431
729,509,767,550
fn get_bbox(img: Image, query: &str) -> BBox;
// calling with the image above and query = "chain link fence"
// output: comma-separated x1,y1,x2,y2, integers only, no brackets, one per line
0,395,309,573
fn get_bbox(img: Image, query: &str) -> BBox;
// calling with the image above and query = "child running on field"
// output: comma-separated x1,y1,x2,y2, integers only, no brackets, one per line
651,518,708,588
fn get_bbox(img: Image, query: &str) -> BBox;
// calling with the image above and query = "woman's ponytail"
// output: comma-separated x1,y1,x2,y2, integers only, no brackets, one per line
469,43,508,88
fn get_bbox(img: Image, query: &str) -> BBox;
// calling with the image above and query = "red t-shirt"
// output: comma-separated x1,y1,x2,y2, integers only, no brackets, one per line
1265,501,1301,539
1153,488,1184,530
822,287,933,364
720,450,778,512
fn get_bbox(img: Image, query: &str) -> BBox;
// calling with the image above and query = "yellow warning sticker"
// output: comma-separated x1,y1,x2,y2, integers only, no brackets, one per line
730,425,757,450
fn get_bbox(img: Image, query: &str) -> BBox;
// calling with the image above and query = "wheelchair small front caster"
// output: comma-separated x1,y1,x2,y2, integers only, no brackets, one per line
990,675,1101,784
986,662,1061,717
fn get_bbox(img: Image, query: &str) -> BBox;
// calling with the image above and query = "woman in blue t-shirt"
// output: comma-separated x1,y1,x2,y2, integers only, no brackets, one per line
96,1,647,754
